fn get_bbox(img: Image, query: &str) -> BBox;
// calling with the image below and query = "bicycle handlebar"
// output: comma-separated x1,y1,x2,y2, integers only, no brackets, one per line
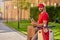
48,25,55,28
37,25,55,29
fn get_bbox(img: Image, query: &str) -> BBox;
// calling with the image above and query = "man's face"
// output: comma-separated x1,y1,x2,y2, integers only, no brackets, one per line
39,7,44,12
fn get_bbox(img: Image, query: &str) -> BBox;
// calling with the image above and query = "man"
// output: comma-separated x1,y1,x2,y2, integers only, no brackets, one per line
31,3,49,40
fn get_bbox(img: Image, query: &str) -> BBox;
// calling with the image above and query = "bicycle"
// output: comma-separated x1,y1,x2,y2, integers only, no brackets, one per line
27,25,55,40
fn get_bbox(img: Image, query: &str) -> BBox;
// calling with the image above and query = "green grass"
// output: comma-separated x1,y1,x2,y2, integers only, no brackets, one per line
4,20,31,35
4,20,60,40
49,22,60,40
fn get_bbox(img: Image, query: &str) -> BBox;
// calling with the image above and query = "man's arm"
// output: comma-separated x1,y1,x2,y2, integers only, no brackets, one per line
31,18,48,27
36,20,47,27
31,18,37,26
31,19,47,27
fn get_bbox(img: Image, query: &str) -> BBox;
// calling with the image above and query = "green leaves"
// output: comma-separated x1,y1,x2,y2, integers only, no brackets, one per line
18,0,31,9
13,0,31,9
20,2,30,9
30,6,60,22
30,7,39,21
0,6,1,11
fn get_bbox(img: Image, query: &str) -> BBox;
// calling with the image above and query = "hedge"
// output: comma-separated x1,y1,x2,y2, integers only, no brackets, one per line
30,7,39,21
30,6,60,22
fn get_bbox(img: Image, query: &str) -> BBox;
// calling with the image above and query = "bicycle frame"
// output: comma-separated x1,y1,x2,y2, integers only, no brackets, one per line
38,26,54,40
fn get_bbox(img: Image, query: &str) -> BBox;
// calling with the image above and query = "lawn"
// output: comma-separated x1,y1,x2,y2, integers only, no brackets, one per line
4,20,31,35
4,20,60,40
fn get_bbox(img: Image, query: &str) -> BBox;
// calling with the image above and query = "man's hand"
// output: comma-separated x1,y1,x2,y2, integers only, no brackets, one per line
31,18,35,22
31,18,36,26
43,28,48,33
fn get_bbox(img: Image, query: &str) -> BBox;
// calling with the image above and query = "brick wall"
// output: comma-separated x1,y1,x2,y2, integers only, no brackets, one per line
30,0,60,6
2,0,60,20
2,0,30,20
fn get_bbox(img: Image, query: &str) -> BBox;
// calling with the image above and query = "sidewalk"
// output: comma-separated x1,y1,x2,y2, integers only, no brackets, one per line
0,20,27,40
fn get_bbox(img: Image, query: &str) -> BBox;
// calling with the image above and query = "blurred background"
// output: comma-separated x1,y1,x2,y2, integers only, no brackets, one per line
0,0,60,40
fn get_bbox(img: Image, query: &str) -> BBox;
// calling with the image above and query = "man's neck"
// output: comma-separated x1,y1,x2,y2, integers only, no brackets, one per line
41,10,46,14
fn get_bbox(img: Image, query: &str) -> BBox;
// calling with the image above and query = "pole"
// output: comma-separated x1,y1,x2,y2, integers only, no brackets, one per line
6,6,8,23
17,0,20,28
4,1,5,20
3,0,5,20
7,7,8,23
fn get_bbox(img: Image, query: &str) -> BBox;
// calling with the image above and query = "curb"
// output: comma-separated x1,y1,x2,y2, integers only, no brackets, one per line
3,23,27,38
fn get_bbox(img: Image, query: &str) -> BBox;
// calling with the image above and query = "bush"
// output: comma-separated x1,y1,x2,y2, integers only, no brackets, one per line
30,6,60,22
30,7,40,21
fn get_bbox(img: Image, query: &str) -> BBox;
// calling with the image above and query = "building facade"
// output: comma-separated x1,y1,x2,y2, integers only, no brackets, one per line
2,0,30,21
30,0,60,6
2,0,60,20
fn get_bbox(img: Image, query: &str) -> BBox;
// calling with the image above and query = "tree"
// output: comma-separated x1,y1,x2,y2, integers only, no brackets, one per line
0,6,1,11
18,0,31,9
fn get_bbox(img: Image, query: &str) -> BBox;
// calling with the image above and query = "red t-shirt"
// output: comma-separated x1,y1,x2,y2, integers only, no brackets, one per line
38,11,49,40
38,11,49,25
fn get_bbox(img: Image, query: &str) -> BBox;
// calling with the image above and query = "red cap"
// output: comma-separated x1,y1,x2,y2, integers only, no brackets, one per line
38,3,45,8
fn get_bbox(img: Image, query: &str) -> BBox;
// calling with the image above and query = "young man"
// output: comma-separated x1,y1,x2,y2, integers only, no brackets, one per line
31,3,49,40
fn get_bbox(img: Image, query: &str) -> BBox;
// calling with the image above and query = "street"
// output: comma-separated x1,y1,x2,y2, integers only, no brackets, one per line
0,20,27,40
